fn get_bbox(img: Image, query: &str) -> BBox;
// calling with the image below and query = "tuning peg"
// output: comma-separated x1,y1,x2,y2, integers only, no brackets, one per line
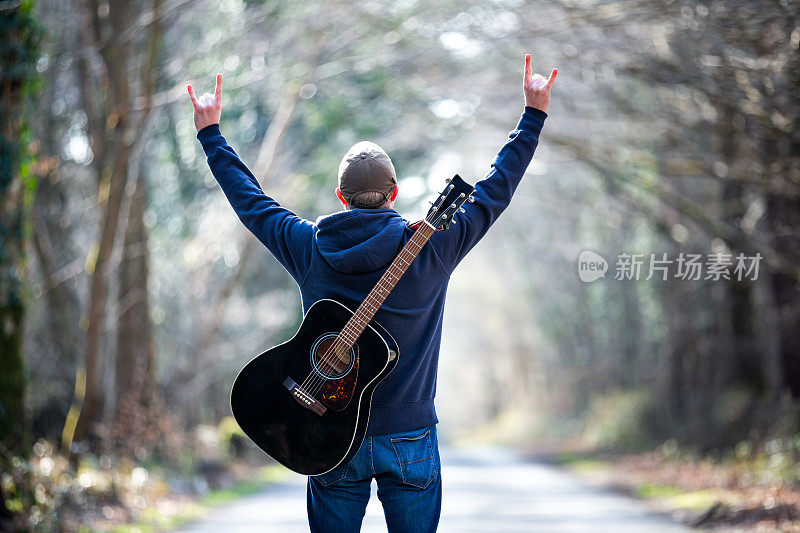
452,219,457,225
445,176,453,183
467,195,475,203
459,207,465,213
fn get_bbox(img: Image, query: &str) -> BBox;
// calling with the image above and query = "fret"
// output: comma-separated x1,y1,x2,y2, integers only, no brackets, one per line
335,221,437,351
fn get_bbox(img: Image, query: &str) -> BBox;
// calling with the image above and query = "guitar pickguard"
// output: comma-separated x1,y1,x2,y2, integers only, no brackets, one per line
318,349,359,412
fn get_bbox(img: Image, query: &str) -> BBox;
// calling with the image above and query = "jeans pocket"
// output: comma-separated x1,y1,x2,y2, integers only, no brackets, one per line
390,428,438,490
311,461,348,487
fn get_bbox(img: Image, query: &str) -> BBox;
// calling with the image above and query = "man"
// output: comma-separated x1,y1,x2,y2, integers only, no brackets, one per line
188,53,556,532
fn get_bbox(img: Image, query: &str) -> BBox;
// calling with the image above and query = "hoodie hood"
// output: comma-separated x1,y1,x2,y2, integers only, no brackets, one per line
314,208,408,274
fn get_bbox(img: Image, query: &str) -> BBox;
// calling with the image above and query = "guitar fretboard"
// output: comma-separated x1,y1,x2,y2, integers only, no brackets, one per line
336,220,436,348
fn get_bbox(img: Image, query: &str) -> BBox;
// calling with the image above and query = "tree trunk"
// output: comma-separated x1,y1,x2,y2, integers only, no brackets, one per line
766,50,800,399
67,104,132,450
63,0,160,453
112,169,157,454
29,34,85,423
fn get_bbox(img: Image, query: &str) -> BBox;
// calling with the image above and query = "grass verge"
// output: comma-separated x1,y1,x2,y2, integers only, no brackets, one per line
106,464,290,533
554,452,727,513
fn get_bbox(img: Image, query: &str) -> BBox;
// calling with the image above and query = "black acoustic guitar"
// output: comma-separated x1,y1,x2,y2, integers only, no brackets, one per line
230,175,475,475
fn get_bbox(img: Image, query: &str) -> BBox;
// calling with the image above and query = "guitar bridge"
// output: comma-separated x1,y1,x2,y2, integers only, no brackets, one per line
283,377,327,416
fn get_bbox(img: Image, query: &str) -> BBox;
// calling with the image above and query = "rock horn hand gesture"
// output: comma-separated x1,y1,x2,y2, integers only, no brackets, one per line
188,74,223,131
523,54,557,113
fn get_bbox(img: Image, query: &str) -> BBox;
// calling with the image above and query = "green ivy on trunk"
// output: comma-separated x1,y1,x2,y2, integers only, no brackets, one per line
0,0,41,460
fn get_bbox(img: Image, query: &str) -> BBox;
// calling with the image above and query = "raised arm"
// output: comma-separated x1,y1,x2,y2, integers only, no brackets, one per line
188,75,314,281
431,54,557,271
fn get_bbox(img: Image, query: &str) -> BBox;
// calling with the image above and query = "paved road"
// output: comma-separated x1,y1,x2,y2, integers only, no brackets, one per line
179,447,690,532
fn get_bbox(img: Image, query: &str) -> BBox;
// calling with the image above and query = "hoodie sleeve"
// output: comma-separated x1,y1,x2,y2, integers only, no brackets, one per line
197,124,314,282
430,106,546,272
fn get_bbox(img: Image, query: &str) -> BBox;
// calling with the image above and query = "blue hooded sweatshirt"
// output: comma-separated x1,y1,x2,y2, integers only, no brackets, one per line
197,105,547,435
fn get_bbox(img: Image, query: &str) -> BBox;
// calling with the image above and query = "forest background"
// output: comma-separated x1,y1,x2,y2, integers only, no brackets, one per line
1,0,798,530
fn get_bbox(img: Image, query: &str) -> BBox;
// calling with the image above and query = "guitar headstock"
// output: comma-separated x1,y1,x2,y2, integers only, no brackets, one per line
425,175,475,230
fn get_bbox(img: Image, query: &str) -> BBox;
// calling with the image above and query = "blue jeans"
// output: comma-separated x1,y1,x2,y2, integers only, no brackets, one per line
307,424,441,533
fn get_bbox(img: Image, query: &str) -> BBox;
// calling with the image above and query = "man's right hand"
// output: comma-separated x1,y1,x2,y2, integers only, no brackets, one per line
523,54,557,113
188,74,223,131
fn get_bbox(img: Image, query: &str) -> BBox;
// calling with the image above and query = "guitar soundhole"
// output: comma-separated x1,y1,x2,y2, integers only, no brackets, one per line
310,333,355,379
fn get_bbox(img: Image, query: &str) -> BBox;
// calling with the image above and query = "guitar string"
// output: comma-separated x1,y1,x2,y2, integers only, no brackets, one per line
302,190,464,396
303,200,455,396
299,222,435,397
303,232,428,397
298,235,421,395
300,227,431,397
299,234,423,396
307,232,427,395
300,221,432,395
296,185,465,400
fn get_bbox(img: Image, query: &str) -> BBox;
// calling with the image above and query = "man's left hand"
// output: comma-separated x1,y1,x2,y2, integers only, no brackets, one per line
188,73,223,131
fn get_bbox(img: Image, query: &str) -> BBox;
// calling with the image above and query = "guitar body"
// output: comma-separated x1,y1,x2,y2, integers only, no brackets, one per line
230,299,399,475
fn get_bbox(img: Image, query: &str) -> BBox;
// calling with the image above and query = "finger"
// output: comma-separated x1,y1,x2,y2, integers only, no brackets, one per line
187,84,199,108
524,54,532,84
214,73,223,102
546,68,558,90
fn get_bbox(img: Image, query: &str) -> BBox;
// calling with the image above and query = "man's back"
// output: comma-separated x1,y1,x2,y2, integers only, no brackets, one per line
301,208,451,435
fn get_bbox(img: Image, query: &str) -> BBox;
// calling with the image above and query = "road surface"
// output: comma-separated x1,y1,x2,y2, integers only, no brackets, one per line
179,447,689,532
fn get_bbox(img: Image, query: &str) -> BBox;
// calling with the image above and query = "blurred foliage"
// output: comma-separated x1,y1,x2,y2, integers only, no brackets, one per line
0,440,74,531
580,390,656,451
0,422,285,531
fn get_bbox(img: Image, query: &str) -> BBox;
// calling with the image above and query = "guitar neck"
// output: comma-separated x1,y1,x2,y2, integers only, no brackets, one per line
337,220,436,347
